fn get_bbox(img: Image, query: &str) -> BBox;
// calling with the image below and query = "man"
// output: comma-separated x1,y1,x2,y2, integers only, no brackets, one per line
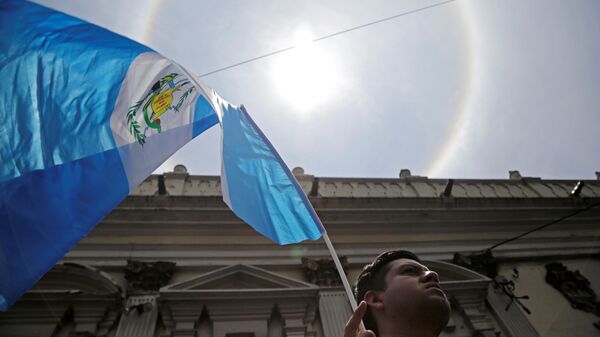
344,250,450,337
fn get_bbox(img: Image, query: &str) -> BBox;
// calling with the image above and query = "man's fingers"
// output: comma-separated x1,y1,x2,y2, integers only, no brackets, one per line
344,301,368,337
358,330,376,337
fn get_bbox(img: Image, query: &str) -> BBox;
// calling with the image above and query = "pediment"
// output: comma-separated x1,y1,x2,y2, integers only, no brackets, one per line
162,264,317,290
32,262,121,295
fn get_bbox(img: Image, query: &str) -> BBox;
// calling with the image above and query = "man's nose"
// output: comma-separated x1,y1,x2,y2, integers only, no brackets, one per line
421,270,440,283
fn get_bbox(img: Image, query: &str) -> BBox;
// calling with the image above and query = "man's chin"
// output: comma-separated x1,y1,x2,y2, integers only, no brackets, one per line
437,299,452,328
424,294,451,327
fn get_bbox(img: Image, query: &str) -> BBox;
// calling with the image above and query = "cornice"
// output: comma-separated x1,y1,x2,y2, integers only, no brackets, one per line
132,172,600,199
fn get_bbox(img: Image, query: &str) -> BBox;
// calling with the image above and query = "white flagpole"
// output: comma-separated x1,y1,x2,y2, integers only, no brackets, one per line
319,225,366,331
321,230,366,331
322,231,358,310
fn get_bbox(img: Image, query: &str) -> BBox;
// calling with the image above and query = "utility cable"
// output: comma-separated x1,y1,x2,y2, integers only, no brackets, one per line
487,201,600,251
198,0,457,78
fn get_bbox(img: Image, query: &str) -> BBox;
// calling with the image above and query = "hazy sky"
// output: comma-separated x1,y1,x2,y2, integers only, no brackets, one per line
34,0,600,179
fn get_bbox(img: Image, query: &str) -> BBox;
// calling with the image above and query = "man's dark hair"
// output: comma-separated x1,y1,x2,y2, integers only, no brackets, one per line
355,250,422,334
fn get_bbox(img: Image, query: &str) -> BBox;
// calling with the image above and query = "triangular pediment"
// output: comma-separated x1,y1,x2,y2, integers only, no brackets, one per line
162,264,317,290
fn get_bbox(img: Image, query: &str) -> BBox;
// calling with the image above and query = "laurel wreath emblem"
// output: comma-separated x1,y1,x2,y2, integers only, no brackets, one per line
126,98,147,145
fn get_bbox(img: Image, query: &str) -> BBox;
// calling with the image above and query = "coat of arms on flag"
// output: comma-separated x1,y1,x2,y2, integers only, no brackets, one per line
126,73,194,145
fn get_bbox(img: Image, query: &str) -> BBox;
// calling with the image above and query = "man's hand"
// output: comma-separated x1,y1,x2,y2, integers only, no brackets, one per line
343,301,376,337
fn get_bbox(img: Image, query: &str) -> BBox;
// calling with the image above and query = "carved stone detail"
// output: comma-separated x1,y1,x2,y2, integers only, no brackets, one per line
301,257,347,287
545,262,600,316
125,260,176,292
453,250,498,278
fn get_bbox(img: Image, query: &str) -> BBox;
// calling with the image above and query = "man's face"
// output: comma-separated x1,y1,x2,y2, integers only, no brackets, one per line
378,258,450,324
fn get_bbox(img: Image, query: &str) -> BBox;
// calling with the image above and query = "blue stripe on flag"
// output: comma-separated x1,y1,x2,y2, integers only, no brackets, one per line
0,0,149,182
193,95,220,137
0,148,129,311
220,103,324,244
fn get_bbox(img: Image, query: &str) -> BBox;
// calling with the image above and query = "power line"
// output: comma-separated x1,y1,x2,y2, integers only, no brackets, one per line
487,201,600,251
198,0,457,78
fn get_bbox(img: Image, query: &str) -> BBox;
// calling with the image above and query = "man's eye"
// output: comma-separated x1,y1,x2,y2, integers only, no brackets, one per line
401,267,421,275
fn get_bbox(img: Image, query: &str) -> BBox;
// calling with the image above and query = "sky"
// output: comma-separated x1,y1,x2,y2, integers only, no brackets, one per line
34,0,600,180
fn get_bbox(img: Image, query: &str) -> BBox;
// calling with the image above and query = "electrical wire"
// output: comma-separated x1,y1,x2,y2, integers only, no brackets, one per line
487,201,600,251
198,0,457,78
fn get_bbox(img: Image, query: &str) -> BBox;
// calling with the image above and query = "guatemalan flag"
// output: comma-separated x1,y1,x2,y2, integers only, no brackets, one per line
0,0,323,311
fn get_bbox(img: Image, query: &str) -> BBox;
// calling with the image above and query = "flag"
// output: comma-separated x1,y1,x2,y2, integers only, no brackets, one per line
216,101,324,244
0,0,219,310
0,0,323,311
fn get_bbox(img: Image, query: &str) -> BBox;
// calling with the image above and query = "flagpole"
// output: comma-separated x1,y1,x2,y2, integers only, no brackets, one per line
321,231,358,310
320,229,366,331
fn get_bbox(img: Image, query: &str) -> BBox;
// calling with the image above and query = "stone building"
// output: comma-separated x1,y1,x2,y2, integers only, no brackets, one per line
1,166,599,337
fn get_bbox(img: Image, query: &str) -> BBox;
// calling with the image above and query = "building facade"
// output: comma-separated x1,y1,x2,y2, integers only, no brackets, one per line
2,166,600,337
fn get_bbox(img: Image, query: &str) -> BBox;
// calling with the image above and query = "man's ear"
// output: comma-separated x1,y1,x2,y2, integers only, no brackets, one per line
364,290,384,311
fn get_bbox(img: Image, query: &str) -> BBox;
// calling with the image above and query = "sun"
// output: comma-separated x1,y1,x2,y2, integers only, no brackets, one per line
269,29,341,116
